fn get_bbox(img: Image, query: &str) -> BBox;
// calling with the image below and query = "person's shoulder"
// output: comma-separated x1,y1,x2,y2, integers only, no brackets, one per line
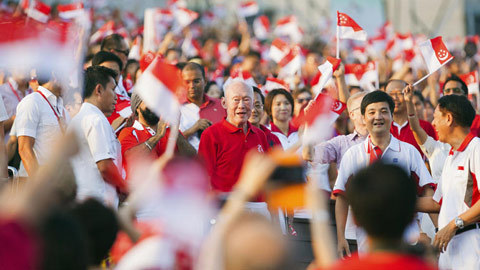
17,91,39,106
118,126,136,140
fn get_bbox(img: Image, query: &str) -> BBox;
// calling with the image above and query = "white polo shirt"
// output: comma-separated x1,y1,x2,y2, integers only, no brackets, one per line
433,134,480,229
420,135,450,182
334,135,435,248
15,86,69,174
68,102,122,208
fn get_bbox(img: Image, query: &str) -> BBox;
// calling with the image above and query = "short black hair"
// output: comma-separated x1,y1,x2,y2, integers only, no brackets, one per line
361,90,395,115
346,162,417,240
264,89,294,119
70,199,118,265
182,62,205,80
100,33,126,51
252,86,265,104
83,66,118,99
437,95,476,128
413,90,425,103
92,51,123,71
443,74,468,96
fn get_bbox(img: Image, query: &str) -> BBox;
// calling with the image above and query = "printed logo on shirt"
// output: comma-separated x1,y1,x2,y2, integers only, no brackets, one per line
257,144,264,153
393,158,398,163
458,166,464,171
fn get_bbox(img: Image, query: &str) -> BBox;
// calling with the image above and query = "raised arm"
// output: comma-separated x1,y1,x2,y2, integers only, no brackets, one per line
403,85,428,145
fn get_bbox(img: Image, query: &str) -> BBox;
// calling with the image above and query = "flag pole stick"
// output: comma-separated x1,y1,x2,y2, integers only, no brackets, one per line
336,24,340,58
165,110,180,157
413,57,453,87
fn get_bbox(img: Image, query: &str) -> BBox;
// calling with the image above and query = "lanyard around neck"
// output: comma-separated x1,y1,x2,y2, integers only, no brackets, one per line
37,90,65,133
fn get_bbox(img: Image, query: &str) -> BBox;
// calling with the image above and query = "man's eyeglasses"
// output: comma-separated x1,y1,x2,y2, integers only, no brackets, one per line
443,87,464,95
114,48,130,57
296,98,312,104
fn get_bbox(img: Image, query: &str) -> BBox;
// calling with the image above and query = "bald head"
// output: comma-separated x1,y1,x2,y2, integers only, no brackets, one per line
223,80,254,129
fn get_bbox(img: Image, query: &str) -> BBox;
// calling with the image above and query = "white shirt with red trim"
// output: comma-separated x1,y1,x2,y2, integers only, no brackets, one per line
433,134,480,229
267,122,298,150
334,135,435,244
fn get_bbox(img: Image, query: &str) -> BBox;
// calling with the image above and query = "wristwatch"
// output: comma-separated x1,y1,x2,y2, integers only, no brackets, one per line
455,216,465,229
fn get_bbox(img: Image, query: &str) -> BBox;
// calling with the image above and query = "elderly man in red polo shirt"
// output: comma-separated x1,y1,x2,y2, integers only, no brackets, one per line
180,62,226,151
198,80,269,214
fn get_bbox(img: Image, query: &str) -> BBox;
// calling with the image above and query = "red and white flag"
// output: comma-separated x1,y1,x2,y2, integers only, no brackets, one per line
168,0,187,9
278,47,301,78
344,61,378,91
222,70,257,92
57,2,84,20
269,38,290,63
27,0,51,23
337,11,367,41
263,77,289,92
238,1,259,18
419,36,454,74
181,35,202,58
311,57,341,97
253,15,270,40
274,15,303,43
215,42,232,67
89,20,115,44
352,46,368,63
0,15,78,83
172,7,198,32
459,71,479,95
134,56,185,124
128,36,142,60
303,94,346,144
386,33,414,58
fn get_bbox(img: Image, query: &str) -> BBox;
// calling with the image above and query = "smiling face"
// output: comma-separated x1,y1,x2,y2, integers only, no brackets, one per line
272,94,292,123
224,82,253,128
249,91,264,126
386,80,406,114
363,101,392,137
431,106,451,143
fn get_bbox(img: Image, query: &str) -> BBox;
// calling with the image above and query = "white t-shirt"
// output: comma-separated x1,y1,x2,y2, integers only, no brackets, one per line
68,102,122,208
179,102,201,150
15,86,69,175
433,135,480,229
335,135,435,249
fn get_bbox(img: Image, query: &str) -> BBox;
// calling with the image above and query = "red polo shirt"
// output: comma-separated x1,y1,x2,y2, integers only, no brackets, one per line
198,120,269,192
260,125,281,148
195,95,226,124
390,119,436,157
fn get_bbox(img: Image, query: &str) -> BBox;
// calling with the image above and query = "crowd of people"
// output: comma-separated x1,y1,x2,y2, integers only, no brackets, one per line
1,0,480,269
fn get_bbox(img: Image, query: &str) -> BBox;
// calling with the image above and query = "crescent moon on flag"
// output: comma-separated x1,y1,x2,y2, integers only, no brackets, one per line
438,51,449,61
332,101,342,112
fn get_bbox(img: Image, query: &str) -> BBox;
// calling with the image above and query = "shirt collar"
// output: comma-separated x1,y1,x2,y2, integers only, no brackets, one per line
449,132,475,155
37,86,63,108
199,94,213,109
392,120,409,130
222,119,255,134
82,102,105,117
132,120,156,135
269,121,298,136
364,134,400,153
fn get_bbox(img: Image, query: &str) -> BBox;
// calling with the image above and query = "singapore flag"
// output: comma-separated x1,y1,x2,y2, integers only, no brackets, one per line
419,36,454,74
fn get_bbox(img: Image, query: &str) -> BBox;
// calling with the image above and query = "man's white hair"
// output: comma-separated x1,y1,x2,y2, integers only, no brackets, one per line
224,79,254,98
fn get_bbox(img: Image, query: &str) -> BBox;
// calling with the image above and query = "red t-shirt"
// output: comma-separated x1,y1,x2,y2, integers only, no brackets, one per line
118,122,174,176
325,252,437,270
196,95,226,124
390,119,437,157
198,120,269,192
